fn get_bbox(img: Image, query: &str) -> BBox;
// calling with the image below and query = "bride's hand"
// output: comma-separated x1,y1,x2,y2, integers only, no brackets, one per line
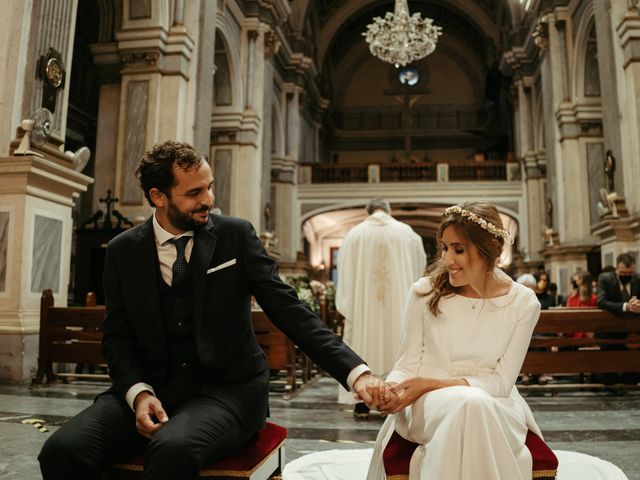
377,388,401,416
385,377,436,414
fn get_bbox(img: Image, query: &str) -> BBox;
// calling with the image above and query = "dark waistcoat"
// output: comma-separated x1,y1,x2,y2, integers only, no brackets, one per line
158,266,202,379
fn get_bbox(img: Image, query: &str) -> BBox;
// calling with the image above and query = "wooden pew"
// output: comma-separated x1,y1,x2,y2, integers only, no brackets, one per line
33,289,106,384
33,291,299,395
520,308,640,391
251,309,297,397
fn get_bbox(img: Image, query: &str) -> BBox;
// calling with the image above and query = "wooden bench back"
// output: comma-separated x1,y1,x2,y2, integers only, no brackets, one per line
34,289,106,383
521,308,640,375
251,310,295,372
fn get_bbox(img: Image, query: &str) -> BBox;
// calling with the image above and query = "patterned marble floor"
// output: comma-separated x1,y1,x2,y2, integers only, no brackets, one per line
0,376,638,479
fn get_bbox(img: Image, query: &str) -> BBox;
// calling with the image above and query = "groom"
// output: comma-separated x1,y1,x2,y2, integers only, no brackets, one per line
38,141,379,479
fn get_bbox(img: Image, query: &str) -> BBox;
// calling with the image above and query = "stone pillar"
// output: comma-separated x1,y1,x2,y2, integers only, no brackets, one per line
285,86,301,160
540,11,597,252
113,0,196,220
90,43,122,210
272,156,299,263
0,0,97,382
260,29,278,233
514,77,546,261
25,0,79,146
615,6,640,214
594,0,626,198
224,25,267,228
0,156,91,381
192,0,218,156
0,0,35,157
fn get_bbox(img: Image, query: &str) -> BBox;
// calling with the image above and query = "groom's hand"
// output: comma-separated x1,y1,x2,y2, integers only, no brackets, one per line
134,391,169,439
353,373,389,409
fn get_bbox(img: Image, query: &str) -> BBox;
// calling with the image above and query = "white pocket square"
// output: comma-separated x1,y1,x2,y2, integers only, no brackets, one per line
207,258,237,274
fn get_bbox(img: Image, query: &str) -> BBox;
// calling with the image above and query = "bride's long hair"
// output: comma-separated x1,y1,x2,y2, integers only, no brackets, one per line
425,202,506,315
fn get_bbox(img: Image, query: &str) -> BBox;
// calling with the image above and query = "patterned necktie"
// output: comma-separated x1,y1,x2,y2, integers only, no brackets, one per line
168,236,190,287
621,283,630,302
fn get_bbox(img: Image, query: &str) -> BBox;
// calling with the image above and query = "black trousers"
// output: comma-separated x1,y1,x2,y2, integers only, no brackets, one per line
38,371,269,480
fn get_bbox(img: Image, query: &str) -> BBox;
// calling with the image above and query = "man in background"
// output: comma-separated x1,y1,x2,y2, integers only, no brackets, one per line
336,198,426,417
596,252,640,384
597,253,640,314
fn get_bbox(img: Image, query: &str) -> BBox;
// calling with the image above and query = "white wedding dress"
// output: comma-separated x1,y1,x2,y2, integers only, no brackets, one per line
367,272,543,480
284,275,629,480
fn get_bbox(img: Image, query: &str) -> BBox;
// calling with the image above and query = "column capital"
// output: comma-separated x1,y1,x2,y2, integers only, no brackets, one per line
0,155,92,207
115,26,194,79
616,11,640,67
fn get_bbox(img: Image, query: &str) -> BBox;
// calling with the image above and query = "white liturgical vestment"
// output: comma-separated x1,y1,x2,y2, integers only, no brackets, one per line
336,211,426,403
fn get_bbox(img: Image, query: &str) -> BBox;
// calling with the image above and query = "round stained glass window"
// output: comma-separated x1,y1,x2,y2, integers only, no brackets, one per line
399,66,419,86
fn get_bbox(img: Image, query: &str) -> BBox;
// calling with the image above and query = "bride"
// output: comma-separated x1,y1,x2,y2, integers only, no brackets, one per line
365,202,544,480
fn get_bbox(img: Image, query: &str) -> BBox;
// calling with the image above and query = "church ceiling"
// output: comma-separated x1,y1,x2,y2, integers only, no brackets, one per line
312,0,508,27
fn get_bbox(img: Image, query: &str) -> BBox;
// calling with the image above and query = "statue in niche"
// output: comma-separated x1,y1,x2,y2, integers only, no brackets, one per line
604,149,616,193
545,198,553,229
264,202,273,232
260,203,278,256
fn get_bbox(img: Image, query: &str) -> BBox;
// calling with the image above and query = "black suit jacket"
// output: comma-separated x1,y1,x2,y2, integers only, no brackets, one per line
597,271,640,314
102,214,363,413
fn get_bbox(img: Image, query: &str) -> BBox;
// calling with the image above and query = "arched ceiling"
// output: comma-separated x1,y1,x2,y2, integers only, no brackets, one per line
295,0,522,112
301,0,522,74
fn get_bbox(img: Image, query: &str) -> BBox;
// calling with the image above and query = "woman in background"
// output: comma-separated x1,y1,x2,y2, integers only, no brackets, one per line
566,271,597,307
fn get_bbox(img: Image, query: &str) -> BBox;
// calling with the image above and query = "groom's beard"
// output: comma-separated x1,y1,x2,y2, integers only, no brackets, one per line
167,200,210,231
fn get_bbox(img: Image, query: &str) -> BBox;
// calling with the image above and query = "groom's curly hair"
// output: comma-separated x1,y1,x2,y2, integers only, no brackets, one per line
136,140,207,207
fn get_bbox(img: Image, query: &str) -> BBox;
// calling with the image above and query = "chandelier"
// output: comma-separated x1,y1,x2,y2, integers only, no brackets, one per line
363,0,442,67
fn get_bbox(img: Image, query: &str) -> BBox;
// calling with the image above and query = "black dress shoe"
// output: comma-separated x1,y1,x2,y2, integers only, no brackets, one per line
353,402,370,418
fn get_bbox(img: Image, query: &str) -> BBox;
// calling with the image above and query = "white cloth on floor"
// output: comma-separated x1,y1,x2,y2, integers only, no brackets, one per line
282,449,629,480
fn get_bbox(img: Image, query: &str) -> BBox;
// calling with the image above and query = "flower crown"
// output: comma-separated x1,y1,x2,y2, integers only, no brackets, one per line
444,205,512,243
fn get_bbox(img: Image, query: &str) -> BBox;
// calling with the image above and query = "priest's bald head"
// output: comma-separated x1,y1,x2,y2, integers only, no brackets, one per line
365,198,391,215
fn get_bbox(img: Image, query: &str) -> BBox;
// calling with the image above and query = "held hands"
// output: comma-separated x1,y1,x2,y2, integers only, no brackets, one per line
628,296,640,313
352,373,398,412
355,375,470,416
353,374,426,416
134,391,169,439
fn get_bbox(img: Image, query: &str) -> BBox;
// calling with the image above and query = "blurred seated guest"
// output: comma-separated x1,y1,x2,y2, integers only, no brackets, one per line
515,274,550,384
534,270,552,310
566,272,597,341
566,272,597,307
596,253,640,384
597,253,640,315
547,282,564,307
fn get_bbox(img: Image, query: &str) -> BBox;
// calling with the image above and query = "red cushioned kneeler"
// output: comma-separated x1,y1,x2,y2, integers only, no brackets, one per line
106,422,287,480
383,429,558,479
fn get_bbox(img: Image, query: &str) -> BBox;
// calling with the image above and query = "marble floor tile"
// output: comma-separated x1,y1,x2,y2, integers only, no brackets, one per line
0,376,638,479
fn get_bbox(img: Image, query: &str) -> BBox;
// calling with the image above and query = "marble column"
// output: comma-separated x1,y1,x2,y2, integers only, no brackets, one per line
25,0,79,146
588,1,640,264
90,43,122,211
0,156,91,381
594,0,626,199
113,0,196,220
225,24,267,228
514,77,545,261
271,156,299,264
260,30,277,233
0,0,34,157
0,0,96,382
615,6,640,215
192,0,218,156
